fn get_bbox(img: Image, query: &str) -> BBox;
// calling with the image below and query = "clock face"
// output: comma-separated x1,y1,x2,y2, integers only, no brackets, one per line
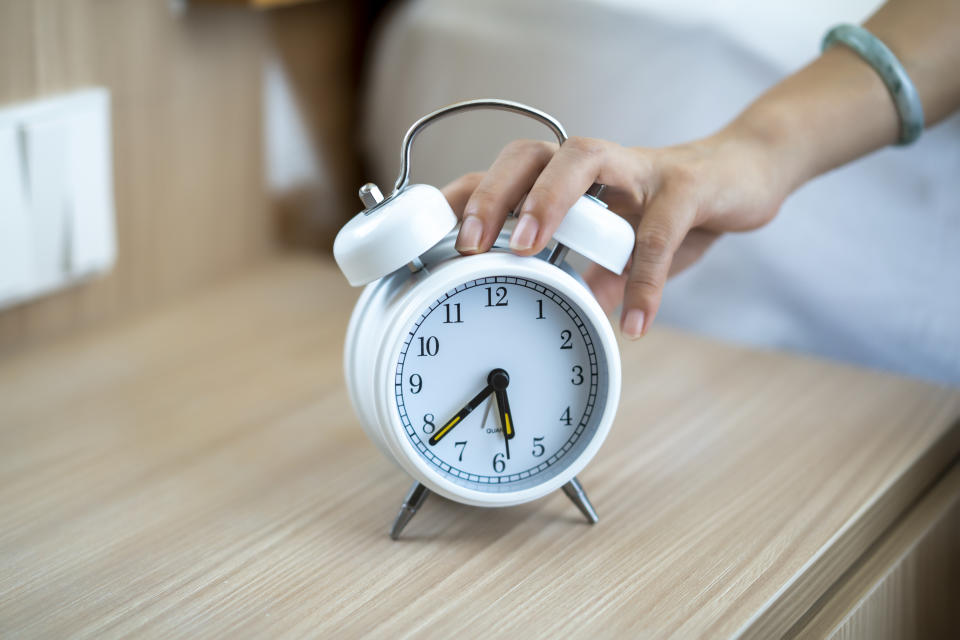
394,275,608,493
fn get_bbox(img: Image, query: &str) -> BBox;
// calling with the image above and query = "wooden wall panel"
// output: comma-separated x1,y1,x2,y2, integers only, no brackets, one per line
0,0,276,352
265,0,361,249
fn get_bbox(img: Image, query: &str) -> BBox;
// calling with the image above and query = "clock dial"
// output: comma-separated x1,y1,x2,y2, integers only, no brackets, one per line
395,276,607,492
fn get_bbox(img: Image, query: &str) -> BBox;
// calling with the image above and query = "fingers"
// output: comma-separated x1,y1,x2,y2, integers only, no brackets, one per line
583,263,628,314
455,140,557,254
669,228,718,277
442,139,693,341
510,137,634,256
587,228,717,318
441,172,485,217
620,186,697,339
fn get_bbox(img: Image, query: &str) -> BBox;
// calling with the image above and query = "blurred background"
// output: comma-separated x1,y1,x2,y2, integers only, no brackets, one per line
1,0,957,383
0,0,383,355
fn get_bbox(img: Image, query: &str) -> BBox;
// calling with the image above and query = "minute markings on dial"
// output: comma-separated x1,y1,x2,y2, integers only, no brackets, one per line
396,276,601,486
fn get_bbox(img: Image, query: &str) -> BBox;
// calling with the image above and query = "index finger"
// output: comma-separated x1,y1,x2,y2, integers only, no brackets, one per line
508,137,632,255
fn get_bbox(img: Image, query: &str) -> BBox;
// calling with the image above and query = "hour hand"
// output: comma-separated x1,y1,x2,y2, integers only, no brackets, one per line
488,369,514,440
494,388,514,440
429,383,493,445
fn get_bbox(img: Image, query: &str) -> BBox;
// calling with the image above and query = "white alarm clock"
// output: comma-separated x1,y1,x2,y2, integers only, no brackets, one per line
334,99,634,539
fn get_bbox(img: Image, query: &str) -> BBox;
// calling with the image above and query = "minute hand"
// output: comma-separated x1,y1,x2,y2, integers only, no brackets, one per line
429,384,493,445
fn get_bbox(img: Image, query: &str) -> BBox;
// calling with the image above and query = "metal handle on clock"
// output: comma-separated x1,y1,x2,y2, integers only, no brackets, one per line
391,98,626,271
393,98,570,194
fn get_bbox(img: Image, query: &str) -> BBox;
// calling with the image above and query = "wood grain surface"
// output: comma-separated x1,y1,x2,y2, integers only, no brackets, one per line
793,462,960,639
1,257,958,638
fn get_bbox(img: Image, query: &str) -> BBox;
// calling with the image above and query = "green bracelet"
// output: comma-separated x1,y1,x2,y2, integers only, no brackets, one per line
822,24,924,146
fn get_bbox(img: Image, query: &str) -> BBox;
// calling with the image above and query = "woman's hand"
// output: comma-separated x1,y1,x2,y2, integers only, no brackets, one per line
437,0,960,338
441,125,793,338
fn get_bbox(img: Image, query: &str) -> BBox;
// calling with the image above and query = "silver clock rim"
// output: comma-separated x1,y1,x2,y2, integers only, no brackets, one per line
374,251,622,508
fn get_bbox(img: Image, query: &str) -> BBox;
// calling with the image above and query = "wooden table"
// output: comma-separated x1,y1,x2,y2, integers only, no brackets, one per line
1,257,958,638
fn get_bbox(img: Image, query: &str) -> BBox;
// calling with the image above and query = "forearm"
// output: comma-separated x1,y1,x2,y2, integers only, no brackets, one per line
867,0,960,124
723,0,960,197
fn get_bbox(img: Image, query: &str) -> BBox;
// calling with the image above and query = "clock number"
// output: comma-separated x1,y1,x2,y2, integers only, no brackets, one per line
492,452,506,473
422,413,435,435
443,303,463,324
454,441,467,462
485,286,508,307
536,299,545,319
532,436,545,458
571,365,584,386
409,374,422,394
560,406,572,426
560,329,573,349
417,336,439,357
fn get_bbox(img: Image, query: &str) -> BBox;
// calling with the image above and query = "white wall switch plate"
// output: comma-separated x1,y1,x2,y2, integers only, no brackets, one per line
24,114,72,292
0,88,116,310
0,125,34,303
66,96,116,278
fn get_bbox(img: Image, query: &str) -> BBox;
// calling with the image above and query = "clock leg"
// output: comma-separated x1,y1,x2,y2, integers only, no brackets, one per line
562,477,599,524
389,481,431,540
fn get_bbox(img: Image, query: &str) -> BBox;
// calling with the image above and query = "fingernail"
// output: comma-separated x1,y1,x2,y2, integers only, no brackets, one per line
456,215,483,252
510,214,539,251
622,310,646,339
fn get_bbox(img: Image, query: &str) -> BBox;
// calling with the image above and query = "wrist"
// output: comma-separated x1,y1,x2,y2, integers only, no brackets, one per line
717,102,812,201
720,46,900,197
